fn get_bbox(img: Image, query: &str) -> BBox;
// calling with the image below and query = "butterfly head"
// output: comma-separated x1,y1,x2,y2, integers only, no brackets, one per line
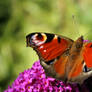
26,32,47,47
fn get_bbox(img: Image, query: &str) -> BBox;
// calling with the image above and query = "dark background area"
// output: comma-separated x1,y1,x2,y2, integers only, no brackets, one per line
0,0,92,91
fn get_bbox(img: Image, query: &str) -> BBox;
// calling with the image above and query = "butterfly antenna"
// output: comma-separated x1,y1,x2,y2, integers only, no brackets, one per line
72,15,81,38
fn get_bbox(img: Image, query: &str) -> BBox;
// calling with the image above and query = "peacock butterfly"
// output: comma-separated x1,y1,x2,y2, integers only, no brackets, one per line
26,32,92,84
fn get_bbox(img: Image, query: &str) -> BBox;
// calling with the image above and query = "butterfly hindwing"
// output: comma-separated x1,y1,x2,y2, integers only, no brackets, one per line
83,42,92,68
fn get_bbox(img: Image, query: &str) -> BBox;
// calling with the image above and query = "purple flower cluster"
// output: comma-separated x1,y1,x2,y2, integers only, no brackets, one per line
5,60,80,92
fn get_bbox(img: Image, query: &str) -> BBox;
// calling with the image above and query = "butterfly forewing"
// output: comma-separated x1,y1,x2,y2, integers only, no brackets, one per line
26,32,73,62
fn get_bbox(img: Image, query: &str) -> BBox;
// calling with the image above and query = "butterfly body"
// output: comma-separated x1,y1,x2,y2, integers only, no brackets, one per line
26,32,92,84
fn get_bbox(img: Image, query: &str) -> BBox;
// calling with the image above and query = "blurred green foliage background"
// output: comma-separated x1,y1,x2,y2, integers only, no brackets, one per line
0,0,92,91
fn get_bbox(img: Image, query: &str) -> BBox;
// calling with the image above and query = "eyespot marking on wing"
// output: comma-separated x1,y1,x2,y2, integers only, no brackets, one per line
37,33,43,40
41,33,47,41
30,33,47,46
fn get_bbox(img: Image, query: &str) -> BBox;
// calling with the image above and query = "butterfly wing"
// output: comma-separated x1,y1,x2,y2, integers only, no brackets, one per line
26,32,74,81
83,42,92,68
26,32,73,62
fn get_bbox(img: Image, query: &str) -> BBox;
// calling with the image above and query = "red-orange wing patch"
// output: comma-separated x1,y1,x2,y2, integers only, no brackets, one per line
26,32,73,62
83,42,92,68
38,38,71,61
